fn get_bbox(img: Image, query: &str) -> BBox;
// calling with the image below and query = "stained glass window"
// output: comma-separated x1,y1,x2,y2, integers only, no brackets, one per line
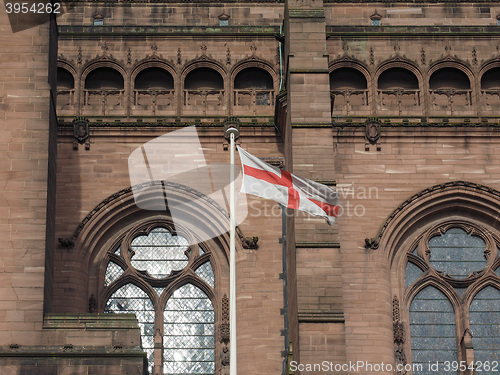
164,283,215,375
469,286,500,364
409,286,458,375
195,262,215,288
105,283,155,373
405,261,424,290
428,227,486,279
104,261,124,287
406,222,499,373
131,228,189,278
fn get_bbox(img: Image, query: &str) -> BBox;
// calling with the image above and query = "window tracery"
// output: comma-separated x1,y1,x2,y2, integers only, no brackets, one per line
404,221,500,374
103,224,216,375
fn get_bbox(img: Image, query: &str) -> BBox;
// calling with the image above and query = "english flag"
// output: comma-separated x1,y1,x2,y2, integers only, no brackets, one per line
237,146,339,225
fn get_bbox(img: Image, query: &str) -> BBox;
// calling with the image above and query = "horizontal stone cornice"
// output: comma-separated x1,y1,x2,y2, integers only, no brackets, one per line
59,25,281,39
327,25,500,38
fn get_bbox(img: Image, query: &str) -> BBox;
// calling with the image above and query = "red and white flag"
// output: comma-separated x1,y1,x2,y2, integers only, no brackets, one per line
237,146,339,225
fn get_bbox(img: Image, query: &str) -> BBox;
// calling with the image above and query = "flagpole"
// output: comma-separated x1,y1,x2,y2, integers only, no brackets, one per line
226,126,239,375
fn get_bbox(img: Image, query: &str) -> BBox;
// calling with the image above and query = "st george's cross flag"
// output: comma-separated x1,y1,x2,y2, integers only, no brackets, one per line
237,146,339,225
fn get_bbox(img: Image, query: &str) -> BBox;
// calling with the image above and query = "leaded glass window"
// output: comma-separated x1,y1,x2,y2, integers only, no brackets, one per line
403,222,500,374
103,225,217,375
195,262,215,288
409,286,458,374
105,283,155,371
428,227,487,279
131,228,189,278
469,286,500,364
164,284,215,375
105,261,124,286
405,261,424,290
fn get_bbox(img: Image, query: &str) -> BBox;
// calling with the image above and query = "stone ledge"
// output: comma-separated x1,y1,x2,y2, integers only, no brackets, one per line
43,313,140,330
289,9,325,19
296,242,340,248
298,311,345,323
327,25,500,38
58,25,281,39
0,346,146,358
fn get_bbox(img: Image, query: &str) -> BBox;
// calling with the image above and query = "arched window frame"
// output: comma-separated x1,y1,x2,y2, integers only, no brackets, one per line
229,59,277,115
427,60,476,116
56,61,77,113
402,220,500,372
479,61,500,112
328,60,371,116
80,60,127,115
100,218,224,375
181,60,227,116
374,61,423,115
130,61,177,116
381,182,500,374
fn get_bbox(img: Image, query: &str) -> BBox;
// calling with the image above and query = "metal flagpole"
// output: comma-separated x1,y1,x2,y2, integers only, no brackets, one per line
225,126,239,375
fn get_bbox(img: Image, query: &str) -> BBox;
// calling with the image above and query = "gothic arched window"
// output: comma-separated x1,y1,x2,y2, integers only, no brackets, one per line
103,225,216,375
404,222,500,374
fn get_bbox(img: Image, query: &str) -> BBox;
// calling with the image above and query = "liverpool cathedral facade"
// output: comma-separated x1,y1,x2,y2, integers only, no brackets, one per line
1,0,500,374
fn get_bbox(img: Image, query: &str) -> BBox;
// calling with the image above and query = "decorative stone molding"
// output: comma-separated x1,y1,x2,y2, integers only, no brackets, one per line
392,296,407,375
371,181,500,260
72,117,90,150
220,294,230,344
242,236,259,250
364,118,381,151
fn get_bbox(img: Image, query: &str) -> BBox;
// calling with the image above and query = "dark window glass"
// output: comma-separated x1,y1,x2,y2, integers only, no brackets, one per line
428,227,486,279
405,261,424,290
409,286,458,375
469,286,500,364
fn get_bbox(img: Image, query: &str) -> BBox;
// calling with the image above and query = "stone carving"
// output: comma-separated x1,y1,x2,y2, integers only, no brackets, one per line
393,296,407,375
364,237,379,250
73,117,90,150
220,294,230,344
242,236,259,250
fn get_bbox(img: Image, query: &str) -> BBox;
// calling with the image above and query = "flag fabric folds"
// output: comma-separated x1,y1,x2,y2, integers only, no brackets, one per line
237,146,339,225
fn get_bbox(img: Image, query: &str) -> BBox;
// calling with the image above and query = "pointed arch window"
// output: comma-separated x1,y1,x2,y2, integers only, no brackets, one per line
103,225,217,375
403,222,500,373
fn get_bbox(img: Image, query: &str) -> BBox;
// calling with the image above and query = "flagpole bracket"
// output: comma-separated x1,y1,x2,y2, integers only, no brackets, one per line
224,126,240,140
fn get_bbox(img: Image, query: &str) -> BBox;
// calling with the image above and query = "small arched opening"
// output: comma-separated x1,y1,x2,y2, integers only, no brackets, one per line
84,67,125,115
183,68,224,115
377,68,420,113
429,67,472,114
233,67,274,114
133,67,175,114
330,67,368,115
